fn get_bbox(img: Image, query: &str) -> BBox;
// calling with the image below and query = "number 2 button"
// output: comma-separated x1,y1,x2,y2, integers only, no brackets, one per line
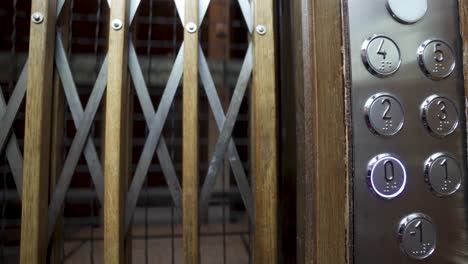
365,93,404,136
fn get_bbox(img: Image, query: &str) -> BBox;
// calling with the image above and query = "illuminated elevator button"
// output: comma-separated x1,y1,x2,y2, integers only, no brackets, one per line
362,35,401,77
367,154,407,199
421,95,458,137
418,39,456,80
424,153,462,196
398,213,436,260
364,93,404,136
387,0,428,24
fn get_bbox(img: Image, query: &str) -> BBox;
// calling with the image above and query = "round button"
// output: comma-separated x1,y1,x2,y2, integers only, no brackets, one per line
398,213,436,260
424,153,462,196
367,154,407,199
365,93,404,136
362,35,401,77
387,0,428,24
417,39,456,80
421,95,458,137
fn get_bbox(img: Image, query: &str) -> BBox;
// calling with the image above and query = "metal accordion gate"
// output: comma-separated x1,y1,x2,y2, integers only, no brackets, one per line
0,0,277,263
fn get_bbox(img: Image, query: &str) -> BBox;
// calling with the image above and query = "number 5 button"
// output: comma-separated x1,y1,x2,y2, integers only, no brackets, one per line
424,153,462,196
418,39,456,80
362,35,401,77
365,93,404,136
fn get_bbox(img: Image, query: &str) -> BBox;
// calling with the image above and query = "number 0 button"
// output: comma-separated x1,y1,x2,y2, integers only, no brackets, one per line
418,39,456,80
367,154,407,199
424,153,462,196
421,95,458,137
362,35,401,77
398,213,436,260
365,93,404,136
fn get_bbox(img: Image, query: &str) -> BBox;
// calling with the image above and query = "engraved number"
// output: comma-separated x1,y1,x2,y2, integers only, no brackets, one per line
410,221,424,243
382,98,392,120
384,160,395,182
377,39,387,60
440,158,448,180
434,43,444,63
437,100,447,121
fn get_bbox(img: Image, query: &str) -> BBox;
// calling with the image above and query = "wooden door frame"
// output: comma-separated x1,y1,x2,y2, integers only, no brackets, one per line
285,0,349,263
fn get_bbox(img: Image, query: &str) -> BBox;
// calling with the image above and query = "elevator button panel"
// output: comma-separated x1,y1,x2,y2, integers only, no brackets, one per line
398,213,437,259
418,39,456,80
346,0,467,263
364,93,404,136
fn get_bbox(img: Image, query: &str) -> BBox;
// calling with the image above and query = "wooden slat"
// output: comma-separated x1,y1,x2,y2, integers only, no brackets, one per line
252,0,278,263
301,0,348,263
20,1,57,263
183,0,199,263
104,0,130,263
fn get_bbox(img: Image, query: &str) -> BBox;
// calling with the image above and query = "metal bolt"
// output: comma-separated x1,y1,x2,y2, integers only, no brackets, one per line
186,22,197,33
256,25,267,35
111,19,123,30
31,12,44,24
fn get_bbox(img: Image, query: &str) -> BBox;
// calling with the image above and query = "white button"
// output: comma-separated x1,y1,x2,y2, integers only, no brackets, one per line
387,0,428,24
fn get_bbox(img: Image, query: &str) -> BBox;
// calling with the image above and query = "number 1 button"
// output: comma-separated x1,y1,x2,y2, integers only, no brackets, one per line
362,35,401,77
424,153,462,196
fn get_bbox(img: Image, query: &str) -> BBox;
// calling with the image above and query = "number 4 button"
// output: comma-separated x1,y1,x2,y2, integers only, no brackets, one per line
362,35,402,77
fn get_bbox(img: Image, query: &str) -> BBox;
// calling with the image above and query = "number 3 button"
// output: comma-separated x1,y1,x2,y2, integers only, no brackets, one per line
421,95,458,137
365,93,404,136
362,35,401,77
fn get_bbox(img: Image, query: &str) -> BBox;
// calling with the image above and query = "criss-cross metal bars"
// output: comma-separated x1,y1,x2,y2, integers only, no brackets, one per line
123,0,254,233
46,0,112,241
0,66,27,197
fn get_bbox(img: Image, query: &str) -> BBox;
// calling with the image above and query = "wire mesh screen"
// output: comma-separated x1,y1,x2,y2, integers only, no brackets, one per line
0,0,253,263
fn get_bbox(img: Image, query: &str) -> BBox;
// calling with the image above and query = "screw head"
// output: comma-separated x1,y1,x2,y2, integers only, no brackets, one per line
31,12,44,24
186,22,197,33
111,19,123,30
256,25,267,35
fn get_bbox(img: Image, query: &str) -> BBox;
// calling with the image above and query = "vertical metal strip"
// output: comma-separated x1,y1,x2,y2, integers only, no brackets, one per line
20,0,57,263
104,0,130,263
252,0,278,263
49,1,70,262
183,0,199,263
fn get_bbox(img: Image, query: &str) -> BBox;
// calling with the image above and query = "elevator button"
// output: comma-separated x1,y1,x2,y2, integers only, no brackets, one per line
398,213,436,260
367,154,407,199
387,0,428,24
421,95,458,137
365,93,404,136
424,153,462,196
362,35,401,77
418,40,456,80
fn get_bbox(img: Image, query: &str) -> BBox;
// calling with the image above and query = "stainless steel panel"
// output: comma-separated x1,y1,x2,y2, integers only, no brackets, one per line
345,0,468,262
